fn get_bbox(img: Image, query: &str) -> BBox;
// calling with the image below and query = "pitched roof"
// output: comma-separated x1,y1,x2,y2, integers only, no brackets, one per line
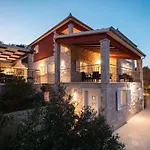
28,13,93,47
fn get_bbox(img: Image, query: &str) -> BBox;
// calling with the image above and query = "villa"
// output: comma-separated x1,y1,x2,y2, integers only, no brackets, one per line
28,14,145,129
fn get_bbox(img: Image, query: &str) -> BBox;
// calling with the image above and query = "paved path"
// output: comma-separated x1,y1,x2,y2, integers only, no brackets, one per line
115,109,150,150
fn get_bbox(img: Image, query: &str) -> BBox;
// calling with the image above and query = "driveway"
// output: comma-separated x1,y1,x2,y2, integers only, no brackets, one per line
115,109,150,150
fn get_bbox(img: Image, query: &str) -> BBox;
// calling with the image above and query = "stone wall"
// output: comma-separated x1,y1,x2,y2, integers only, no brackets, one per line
107,82,143,130
60,50,71,82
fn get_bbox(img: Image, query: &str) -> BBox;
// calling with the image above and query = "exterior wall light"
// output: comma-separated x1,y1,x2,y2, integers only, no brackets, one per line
95,60,101,65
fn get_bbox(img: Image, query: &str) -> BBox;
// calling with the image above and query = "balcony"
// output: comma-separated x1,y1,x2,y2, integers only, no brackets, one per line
35,64,140,84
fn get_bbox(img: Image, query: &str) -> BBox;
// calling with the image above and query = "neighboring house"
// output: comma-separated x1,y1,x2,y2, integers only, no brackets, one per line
28,13,146,129
0,43,30,82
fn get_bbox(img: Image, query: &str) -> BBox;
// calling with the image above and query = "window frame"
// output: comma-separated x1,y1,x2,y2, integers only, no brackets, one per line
117,87,131,111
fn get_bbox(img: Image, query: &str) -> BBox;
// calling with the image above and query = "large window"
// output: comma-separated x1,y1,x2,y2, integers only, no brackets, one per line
80,62,87,72
49,63,55,73
117,87,131,110
61,46,69,53
39,64,47,75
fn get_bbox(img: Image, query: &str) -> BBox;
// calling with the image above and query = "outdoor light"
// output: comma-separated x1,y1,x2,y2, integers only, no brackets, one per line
6,68,10,73
95,60,101,65
73,90,77,101
40,63,44,67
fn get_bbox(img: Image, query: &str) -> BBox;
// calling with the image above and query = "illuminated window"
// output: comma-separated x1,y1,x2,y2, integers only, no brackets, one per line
80,62,87,72
49,63,55,73
40,64,47,75
61,46,69,53
117,87,131,110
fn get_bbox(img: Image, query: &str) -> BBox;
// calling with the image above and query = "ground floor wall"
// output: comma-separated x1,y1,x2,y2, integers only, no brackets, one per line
107,82,143,130
34,82,143,130
63,82,143,130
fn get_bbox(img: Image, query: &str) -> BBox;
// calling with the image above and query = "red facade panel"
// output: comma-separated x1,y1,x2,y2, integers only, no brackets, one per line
32,20,91,62
32,33,54,62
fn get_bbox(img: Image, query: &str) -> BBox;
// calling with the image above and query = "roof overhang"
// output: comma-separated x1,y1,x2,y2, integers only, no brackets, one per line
0,43,30,62
55,27,146,59
28,14,93,47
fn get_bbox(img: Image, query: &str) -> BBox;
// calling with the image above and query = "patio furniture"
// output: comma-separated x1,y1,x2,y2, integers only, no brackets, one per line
119,73,133,82
92,72,99,82
81,72,88,82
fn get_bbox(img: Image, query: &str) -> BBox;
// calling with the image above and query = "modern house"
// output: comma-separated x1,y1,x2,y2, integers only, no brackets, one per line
28,14,146,129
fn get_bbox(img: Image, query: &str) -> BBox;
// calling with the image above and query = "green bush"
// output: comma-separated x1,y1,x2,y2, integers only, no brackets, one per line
0,85,125,150
0,77,43,113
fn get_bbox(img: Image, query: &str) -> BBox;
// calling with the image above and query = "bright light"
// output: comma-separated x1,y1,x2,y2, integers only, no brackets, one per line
73,90,77,101
95,60,101,65
61,60,66,70
40,63,44,67
6,68,10,72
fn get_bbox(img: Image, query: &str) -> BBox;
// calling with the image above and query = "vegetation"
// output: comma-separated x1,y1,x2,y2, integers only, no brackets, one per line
143,66,150,95
0,85,125,150
0,77,43,113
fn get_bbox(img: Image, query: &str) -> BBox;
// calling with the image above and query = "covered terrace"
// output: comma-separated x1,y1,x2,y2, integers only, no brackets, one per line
0,43,31,83
54,27,145,84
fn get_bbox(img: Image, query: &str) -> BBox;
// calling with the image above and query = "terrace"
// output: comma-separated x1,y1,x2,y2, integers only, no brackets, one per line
36,27,144,84
0,43,30,83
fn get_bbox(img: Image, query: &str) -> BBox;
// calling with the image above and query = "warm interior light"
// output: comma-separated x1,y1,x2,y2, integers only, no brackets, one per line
95,60,101,65
40,63,44,67
6,68,10,72
61,60,66,70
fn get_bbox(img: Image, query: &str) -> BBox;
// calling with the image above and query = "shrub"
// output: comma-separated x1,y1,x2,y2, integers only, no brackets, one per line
0,84,125,150
0,77,43,113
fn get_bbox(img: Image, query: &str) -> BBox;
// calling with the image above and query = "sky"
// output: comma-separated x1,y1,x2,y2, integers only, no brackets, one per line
0,0,150,66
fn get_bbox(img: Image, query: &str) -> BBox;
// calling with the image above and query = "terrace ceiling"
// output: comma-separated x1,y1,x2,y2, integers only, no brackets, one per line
55,30,143,60
0,43,30,62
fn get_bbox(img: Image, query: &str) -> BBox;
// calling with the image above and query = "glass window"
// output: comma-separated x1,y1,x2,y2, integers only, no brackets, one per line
40,65,47,75
117,88,131,110
120,90,127,106
61,46,69,53
49,63,55,73
80,62,87,73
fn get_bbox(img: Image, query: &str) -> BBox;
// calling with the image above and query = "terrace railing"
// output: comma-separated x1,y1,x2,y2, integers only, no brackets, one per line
31,64,141,84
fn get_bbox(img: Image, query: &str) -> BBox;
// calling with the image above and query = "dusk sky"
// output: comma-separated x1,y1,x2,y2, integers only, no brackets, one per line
0,0,149,65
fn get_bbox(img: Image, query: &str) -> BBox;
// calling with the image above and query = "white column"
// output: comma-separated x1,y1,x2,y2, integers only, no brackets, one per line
54,42,60,83
68,23,74,34
27,52,34,82
100,39,110,83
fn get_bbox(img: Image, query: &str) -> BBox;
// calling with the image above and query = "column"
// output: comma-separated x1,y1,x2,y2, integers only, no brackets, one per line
68,23,74,34
116,59,121,82
100,39,110,83
27,51,34,82
54,42,60,84
100,39,110,117
136,59,143,85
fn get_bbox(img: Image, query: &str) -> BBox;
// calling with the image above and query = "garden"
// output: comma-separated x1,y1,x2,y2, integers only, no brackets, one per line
0,78,125,150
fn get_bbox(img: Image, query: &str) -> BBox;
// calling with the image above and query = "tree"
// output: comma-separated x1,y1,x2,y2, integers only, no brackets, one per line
0,85,125,150
143,66,150,94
